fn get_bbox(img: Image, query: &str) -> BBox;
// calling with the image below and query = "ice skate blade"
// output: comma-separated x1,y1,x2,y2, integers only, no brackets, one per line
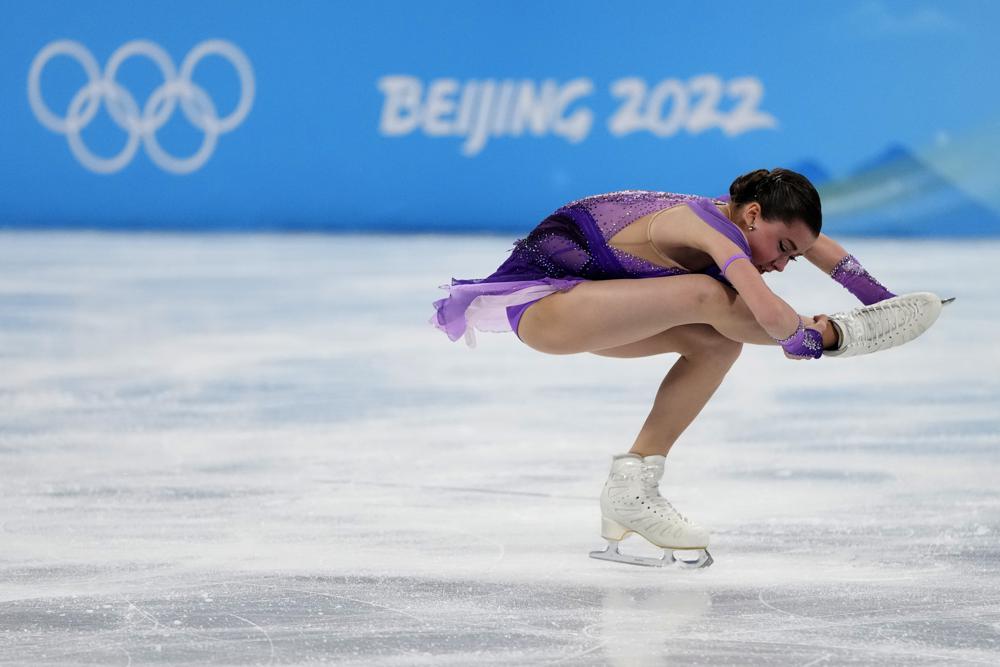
589,541,713,569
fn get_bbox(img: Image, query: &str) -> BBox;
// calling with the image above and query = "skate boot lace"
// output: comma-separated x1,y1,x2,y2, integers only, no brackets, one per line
639,467,691,524
841,297,922,349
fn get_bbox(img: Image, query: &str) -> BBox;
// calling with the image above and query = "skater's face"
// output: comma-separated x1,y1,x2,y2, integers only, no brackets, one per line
740,203,817,274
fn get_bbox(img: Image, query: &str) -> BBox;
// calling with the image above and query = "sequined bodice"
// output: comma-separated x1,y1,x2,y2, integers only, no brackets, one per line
510,190,730,281
563,190,715,241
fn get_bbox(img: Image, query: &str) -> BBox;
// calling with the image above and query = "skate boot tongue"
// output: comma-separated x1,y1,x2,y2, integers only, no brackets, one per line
638,456,688,521
639,455,666,482
640,456,666,473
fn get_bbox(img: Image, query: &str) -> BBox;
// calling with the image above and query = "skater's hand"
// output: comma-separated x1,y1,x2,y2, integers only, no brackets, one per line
782,316,828,360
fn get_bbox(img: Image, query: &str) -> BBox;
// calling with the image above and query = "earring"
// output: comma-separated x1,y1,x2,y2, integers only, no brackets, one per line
748,224,756,232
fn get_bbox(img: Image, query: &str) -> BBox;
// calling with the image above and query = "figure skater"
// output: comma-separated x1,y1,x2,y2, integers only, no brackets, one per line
431,168,944,568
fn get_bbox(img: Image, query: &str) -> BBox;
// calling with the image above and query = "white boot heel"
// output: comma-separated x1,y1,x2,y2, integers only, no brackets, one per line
601,517,629,540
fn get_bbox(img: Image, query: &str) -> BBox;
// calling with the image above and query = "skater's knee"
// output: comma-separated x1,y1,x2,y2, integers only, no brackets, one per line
713,336,744,365
682,327,743,365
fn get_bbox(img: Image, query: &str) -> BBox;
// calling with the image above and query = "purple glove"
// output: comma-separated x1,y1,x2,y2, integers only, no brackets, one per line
774,320,823,359
831,254,895,305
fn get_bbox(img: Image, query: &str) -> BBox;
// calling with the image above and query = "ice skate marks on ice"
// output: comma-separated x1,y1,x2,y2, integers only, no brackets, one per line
826,291,946,358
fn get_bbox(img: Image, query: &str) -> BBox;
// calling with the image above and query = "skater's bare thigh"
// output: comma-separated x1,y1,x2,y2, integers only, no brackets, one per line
517,274,731,354
590,323,742,361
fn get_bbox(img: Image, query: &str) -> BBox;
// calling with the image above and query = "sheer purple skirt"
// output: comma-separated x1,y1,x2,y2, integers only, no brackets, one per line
430,251,588,347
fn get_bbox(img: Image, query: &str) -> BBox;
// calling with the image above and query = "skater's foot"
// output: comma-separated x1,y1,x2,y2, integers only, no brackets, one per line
824,293,944,358
593,454,711,569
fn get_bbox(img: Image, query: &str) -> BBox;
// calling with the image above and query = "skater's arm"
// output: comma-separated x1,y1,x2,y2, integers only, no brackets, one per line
721,259,823,358
719,257,803,339
806,234,896,305
804,233,849,274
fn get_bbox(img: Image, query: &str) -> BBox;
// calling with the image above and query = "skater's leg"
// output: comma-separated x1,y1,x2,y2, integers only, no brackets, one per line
517,275,836,354
592,324,742,457
583,324,732,568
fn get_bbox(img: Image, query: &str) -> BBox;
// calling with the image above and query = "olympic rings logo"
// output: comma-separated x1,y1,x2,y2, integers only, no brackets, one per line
28,39,254,174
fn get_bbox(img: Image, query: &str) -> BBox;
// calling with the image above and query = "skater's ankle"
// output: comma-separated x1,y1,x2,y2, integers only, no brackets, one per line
824,320,842,350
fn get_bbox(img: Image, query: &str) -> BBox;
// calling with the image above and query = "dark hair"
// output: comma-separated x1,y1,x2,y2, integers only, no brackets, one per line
729,168,822,235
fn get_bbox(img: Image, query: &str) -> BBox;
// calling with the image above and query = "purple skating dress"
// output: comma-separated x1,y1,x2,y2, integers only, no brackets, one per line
431,191,752,347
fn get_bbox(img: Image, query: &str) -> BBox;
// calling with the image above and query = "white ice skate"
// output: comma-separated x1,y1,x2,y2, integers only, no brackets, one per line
825,292,950,358
589,454,713,569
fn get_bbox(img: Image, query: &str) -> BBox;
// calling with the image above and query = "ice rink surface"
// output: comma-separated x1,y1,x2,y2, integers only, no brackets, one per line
1,231,999,665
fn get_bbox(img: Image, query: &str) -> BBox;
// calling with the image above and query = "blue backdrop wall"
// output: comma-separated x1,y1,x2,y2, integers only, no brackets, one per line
1,0,998,236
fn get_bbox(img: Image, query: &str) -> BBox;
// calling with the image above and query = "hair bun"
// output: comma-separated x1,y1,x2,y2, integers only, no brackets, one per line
728,169,770,203
726,167,822,235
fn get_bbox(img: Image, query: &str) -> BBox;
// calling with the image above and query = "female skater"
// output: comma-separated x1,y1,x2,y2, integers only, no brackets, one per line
431,168,943,568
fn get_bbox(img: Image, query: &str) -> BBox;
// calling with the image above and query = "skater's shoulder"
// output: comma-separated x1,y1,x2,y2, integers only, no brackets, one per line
653,199,750,256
